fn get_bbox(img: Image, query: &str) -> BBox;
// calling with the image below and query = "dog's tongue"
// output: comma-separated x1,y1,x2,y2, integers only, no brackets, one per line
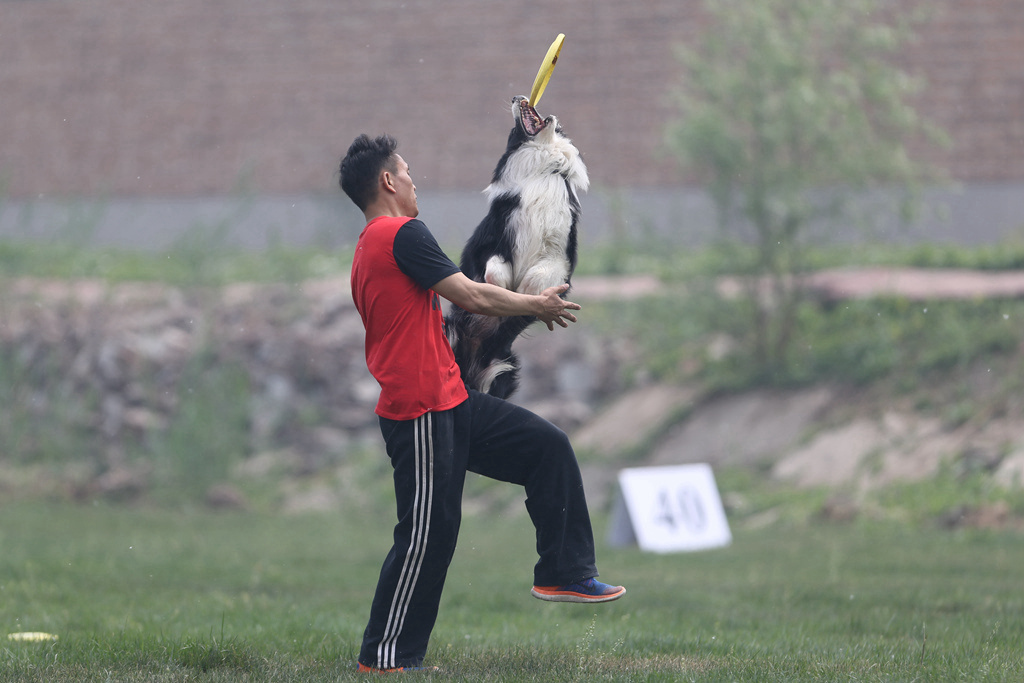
521,99,546,135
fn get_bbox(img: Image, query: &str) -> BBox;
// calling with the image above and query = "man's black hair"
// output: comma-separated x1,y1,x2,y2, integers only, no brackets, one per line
339,134,399,212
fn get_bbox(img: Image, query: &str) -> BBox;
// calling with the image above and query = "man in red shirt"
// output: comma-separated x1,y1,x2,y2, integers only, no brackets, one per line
340,134,625,673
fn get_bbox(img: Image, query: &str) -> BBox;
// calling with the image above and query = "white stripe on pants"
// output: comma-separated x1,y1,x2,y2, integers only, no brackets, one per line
376,413,434,669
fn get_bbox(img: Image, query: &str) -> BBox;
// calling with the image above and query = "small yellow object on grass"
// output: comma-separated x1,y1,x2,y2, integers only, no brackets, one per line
528,33,565,107
8,632,59,642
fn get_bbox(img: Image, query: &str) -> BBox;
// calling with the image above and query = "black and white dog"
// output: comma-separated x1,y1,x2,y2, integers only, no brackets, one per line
446,96,589,399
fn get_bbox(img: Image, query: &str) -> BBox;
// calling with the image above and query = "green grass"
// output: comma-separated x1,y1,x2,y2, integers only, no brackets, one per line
0,239,352,286
1,501,1022,681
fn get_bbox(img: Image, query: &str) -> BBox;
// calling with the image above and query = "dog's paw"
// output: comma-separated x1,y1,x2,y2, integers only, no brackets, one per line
484,256,514,291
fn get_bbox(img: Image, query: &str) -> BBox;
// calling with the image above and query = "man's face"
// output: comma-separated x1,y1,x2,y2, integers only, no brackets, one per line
389,154,418,218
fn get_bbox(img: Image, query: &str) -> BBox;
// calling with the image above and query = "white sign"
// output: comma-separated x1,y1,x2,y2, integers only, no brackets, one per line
607,464,732,553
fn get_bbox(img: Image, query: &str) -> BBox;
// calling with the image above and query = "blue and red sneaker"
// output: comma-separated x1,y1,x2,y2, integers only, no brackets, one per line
531,577,626,603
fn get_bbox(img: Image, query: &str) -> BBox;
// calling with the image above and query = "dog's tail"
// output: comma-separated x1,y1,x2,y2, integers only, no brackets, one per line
475,354,520,399
446,307,534,399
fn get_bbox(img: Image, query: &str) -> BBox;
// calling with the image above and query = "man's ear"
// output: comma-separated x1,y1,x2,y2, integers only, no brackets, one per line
381,171,396,194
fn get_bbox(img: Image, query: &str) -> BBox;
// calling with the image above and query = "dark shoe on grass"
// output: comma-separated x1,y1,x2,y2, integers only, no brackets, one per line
357,662,439,673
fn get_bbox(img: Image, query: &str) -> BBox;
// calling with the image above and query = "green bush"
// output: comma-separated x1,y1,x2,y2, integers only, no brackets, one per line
592,288,1024,392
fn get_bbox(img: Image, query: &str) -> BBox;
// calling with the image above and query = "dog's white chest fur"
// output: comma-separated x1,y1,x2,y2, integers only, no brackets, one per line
483,131,588,295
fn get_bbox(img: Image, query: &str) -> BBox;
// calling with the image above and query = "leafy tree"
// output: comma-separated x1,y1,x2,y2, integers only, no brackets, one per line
667,0,946,380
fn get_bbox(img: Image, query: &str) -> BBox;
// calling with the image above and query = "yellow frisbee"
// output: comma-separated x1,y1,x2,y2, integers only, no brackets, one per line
8,632,58,642
528,33,565,107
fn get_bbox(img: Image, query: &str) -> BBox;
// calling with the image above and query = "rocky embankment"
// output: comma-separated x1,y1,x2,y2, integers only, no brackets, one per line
3,272,1024,525
0,276,635,508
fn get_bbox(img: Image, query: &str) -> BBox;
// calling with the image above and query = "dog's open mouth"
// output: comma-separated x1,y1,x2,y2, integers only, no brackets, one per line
519,98,547,136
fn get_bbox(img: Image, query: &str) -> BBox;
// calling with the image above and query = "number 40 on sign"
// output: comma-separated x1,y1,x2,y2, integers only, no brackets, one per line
607,464,732,553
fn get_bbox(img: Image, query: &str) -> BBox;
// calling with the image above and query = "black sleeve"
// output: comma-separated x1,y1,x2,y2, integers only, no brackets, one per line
392,219,461,290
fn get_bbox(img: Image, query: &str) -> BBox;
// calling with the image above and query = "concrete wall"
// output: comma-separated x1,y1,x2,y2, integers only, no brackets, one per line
3,183,1021,253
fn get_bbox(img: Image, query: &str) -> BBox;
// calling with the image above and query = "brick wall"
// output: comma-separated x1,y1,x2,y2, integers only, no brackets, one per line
901,0,1024,181
0,0,1021,200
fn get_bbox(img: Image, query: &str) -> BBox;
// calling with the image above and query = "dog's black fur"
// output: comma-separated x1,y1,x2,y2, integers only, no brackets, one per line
446,96,589,399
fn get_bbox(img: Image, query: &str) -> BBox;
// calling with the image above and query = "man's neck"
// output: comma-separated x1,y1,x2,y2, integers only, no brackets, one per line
363,204,410,223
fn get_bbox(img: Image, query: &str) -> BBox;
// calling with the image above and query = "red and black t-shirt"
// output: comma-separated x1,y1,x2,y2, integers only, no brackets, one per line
350,216,467,420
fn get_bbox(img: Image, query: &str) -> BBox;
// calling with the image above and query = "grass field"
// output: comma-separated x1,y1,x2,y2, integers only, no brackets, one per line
5,226,1024,681
1,501,1022,681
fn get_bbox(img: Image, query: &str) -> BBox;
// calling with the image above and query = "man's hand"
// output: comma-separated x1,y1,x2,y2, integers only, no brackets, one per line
537,284,581,330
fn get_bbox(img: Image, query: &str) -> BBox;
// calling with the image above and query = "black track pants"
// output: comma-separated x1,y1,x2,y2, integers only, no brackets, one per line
358,389,597,670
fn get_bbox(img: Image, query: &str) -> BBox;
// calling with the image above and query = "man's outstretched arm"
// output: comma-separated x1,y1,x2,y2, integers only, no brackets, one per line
432,273,581,330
